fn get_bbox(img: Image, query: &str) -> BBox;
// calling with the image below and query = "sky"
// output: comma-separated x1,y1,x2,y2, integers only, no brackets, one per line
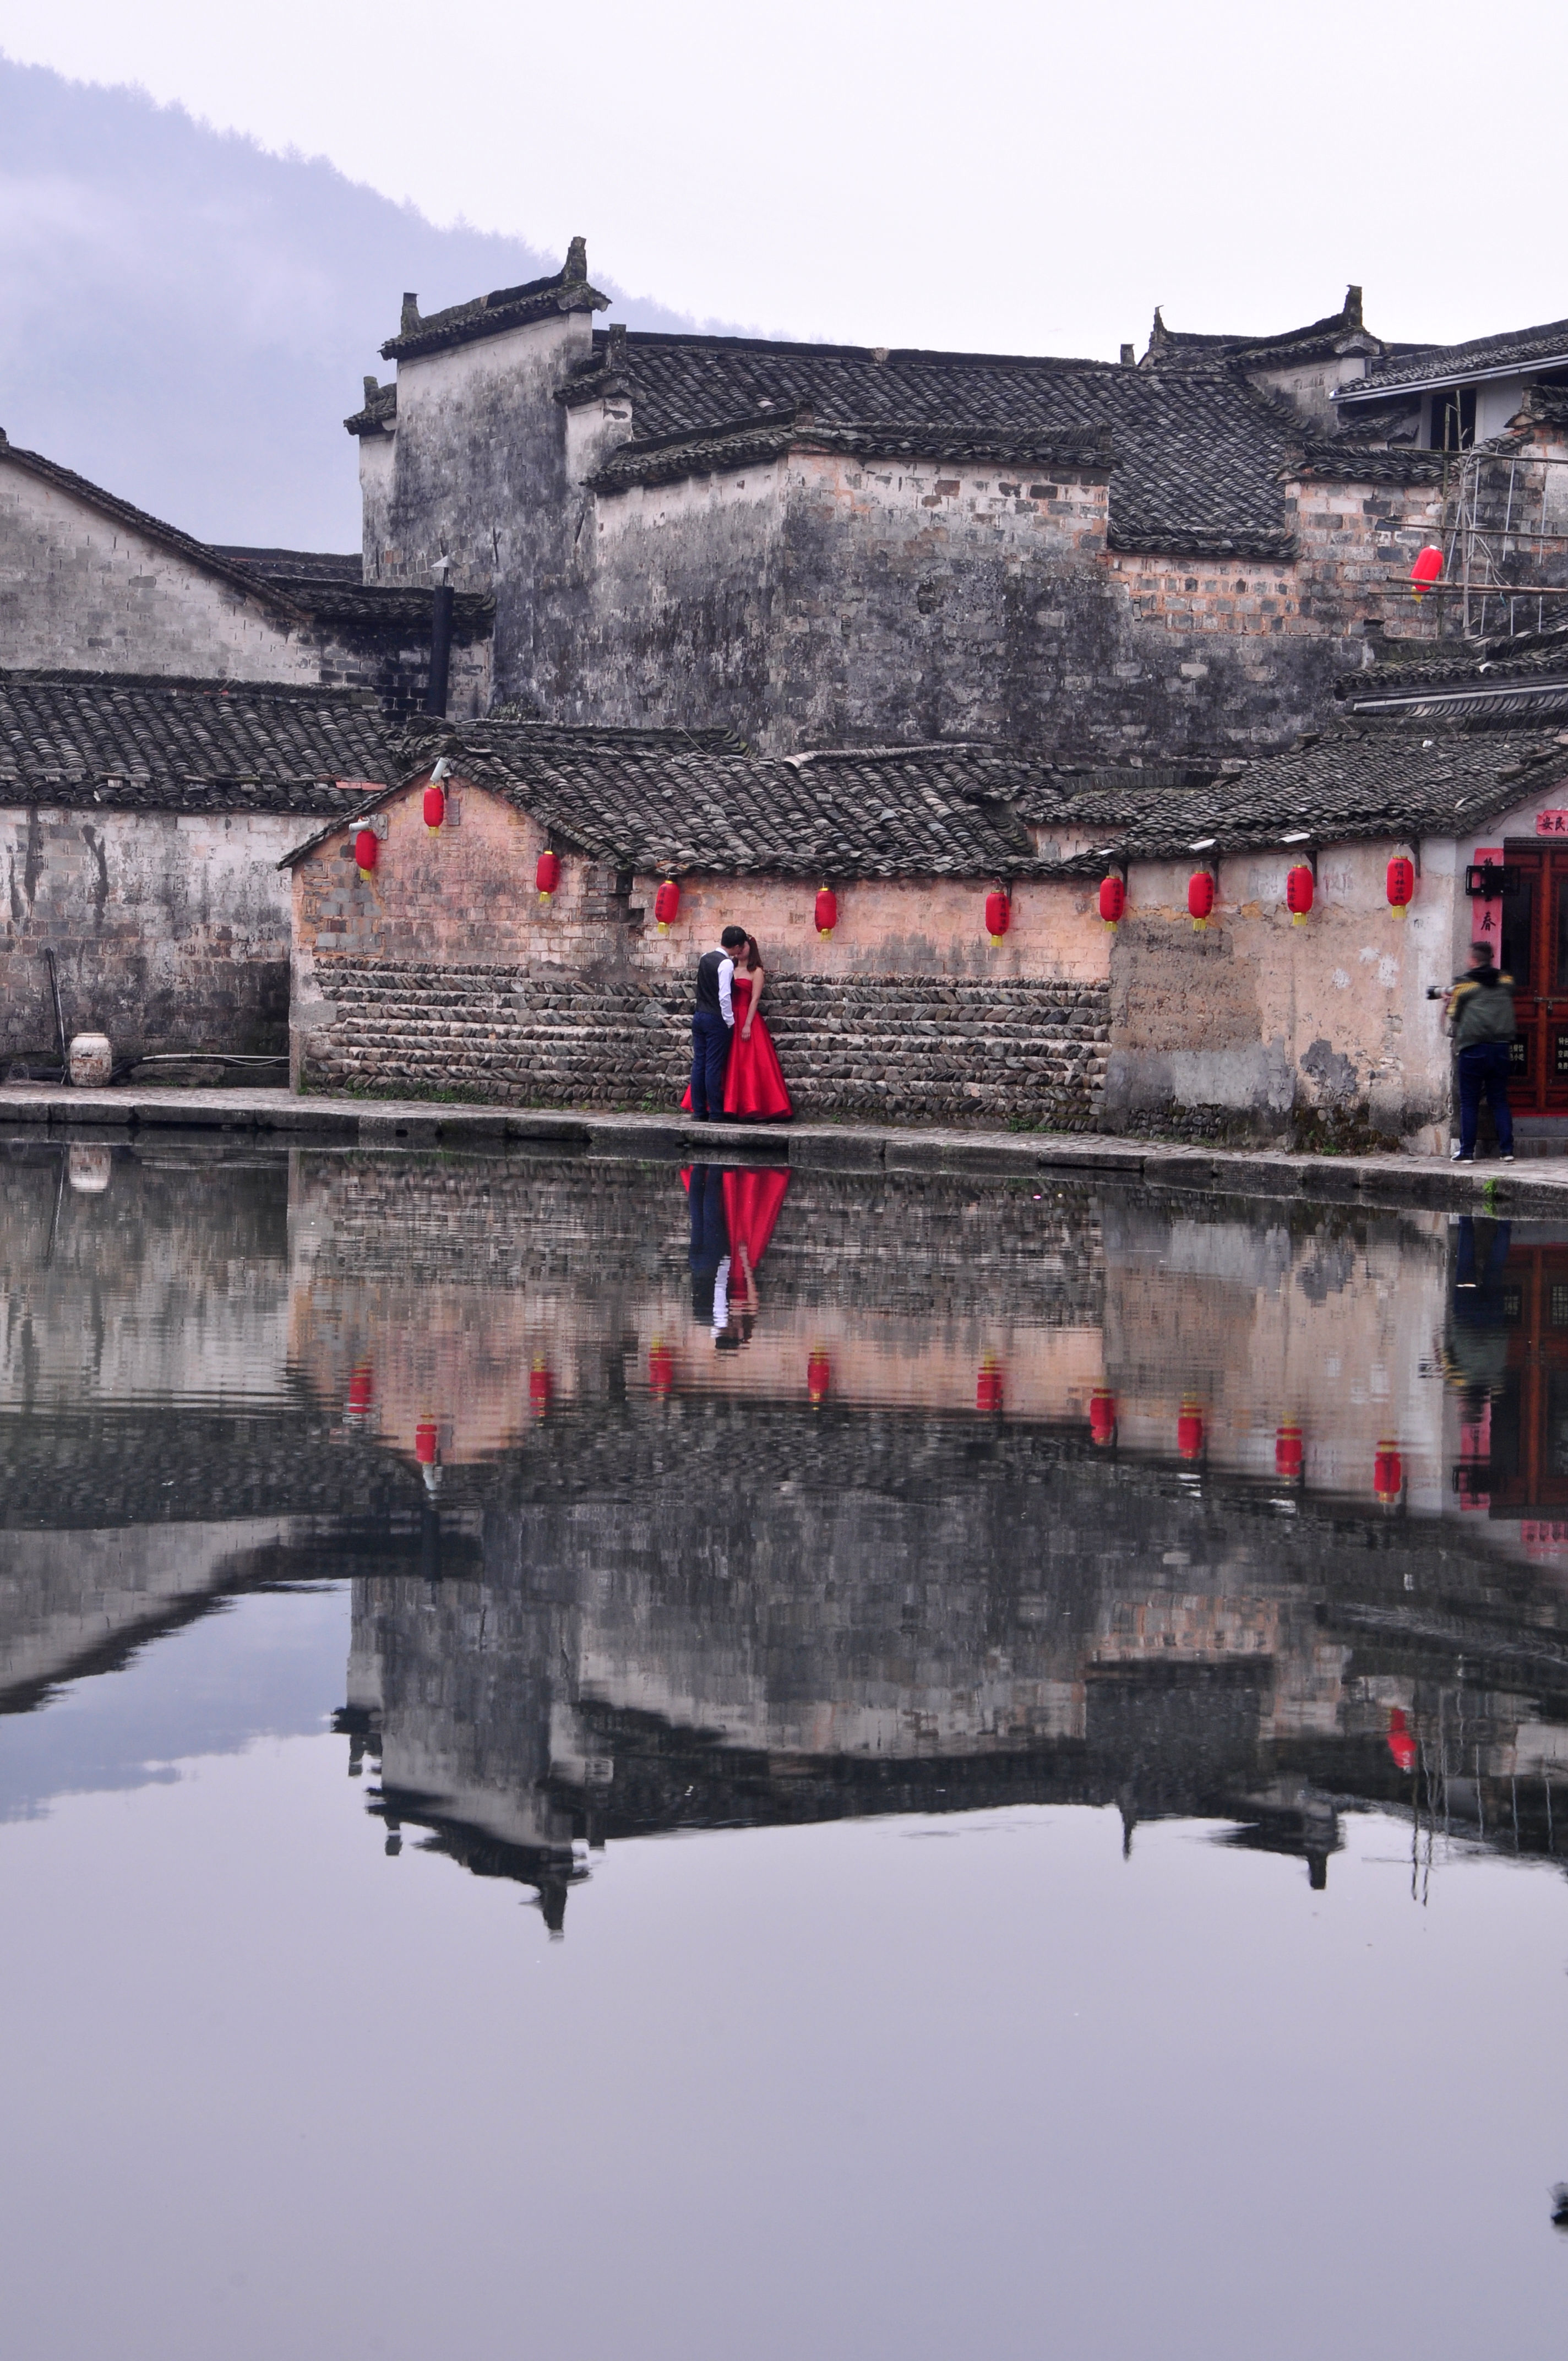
4,0,1566,362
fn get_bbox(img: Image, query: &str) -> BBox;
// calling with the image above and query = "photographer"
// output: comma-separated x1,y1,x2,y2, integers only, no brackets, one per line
1445,941,1516,1162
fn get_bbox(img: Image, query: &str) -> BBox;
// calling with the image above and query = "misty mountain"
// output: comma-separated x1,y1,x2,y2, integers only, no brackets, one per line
0,57,712,550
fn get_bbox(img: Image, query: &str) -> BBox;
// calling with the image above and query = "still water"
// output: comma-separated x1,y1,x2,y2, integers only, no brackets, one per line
2,1136,1566,2358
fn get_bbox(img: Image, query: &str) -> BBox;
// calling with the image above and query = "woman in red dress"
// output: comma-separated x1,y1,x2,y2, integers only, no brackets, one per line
680,934,793,1119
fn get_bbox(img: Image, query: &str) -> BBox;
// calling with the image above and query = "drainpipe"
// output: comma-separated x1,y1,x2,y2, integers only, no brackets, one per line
424,554,453,717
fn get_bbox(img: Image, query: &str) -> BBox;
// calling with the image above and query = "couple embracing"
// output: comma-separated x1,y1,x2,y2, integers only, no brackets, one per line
683,924,793,1122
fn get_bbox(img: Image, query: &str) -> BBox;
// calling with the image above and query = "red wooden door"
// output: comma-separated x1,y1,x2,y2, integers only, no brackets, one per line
1499,845,1568,1113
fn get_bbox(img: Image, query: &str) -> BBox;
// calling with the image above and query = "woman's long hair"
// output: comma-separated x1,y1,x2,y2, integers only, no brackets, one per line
741,933,762,971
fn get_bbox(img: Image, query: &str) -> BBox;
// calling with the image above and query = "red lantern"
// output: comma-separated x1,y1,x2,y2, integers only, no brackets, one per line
346,1359,375,1420
984,889,1011,946
815,886,838,938
1098,874,1125,928
1410,545,1444,600
654,879,680,933
353,827,378,879
977,1356,1004,1416
1286,863,1314,925
529,1358,553,1420
1188,871,1216,931
1177,1399,1205,1461
1088,1387,1117,1448
1387,855,1415,917
1387,1706,1417,1774
415,1416,438,1467
536,851,560,902
649,1342,676,1396
1275,1421,1304,1482
1374,1439,1403,1505
807,1348,832,1406
422,782,445,832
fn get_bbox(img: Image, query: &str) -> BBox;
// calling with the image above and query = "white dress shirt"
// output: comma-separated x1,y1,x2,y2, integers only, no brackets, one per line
717,954,735,1027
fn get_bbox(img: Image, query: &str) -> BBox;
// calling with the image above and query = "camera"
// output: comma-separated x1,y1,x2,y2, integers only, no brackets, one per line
1426,984,1447,1001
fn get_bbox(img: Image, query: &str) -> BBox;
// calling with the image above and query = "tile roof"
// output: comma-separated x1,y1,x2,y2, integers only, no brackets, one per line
282,725,1050,877
1336,625,1568,722
560,329,1306,557
993,720,1568,864
0,672,397,815
380,239,607,363
587,411,1113,495
0,434,304,617
344,376,397,438
211,547,364,583
205,547,493,639
1340,317,1568,401
1290,439,1447,486
1139,287,1395,373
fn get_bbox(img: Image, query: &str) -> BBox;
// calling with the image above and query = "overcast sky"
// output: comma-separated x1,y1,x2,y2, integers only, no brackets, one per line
4,0,1565,361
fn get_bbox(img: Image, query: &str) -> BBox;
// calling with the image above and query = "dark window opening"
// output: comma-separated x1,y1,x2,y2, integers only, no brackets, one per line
1430,387,1477,450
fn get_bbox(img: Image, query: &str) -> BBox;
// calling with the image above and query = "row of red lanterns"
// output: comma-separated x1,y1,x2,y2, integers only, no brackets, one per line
1087,1391,1404,1502
1097,857,1415,931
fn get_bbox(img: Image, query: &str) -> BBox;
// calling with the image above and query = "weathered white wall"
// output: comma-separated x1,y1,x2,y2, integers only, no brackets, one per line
0,455,318,681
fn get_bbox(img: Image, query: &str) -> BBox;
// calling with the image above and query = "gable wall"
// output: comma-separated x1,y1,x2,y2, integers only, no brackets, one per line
0,462,318,683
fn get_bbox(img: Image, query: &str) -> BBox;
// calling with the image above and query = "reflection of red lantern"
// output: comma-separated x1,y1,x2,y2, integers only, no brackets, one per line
1387,855,1415,917
423,782,445,831
1411,545,1443,599
977,1356,1004,1415
815,888,837,938
807,1349,831,1406
1188,871,1216,931
649,1342,676,1396
1098,875,1125,928
415,1417,438,1467
1286,864,1314,925
1089,1388,1117,1447
985,889,1011,946
1275,1421,1303,1481
1177,1399,1205,1461
536,851,560,901
347,1360,375,1419
1387,1706,1417,1774
529,1358,553,1419
654,879,680,933
1375,1439,1403,1505
353,827,378,879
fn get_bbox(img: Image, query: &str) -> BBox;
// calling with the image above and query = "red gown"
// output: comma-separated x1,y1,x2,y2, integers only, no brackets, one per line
680,975,793,1119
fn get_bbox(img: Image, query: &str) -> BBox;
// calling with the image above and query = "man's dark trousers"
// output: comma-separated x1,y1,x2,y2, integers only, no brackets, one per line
690,1008,731,1119
1458,1041,1514,1158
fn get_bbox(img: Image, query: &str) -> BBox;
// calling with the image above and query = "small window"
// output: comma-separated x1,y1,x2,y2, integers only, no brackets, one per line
1429,387,1477,450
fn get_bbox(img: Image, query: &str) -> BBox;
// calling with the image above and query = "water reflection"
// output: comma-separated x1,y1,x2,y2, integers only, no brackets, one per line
4,1136,1568,1929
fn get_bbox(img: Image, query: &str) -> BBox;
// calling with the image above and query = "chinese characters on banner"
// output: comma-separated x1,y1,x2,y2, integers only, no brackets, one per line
1535,811,1568,835
1473,842,1504,958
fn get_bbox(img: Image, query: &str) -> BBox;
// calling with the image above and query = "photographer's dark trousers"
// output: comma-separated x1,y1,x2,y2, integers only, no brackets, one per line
1457,1041,1514,1159
689,1008,731,1120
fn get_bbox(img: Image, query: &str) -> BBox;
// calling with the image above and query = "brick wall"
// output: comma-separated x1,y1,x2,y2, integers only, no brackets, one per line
298,957,1109,1125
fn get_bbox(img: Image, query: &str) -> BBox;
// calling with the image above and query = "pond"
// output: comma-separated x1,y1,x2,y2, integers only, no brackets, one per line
1,1136,1566,2359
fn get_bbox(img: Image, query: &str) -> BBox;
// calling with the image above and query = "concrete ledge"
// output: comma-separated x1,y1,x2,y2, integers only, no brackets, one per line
5,1084,1568,1217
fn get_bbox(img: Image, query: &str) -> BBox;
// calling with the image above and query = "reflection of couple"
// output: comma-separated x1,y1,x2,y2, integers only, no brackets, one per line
687,1165,791,1350
684,926,793,1122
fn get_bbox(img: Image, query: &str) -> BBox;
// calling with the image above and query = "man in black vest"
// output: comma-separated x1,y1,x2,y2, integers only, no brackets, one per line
690,925,748,1119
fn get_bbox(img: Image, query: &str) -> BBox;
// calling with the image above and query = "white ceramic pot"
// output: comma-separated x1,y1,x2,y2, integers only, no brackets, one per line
67,1145,112,1194
68,1032,113,1089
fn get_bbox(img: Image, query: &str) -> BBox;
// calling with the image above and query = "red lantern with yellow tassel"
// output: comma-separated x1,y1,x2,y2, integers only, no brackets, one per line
353,827,378,880
1188,871,1216,932
1286,864,1315,926
529,1358,553,1421
1177,1399,1205,1461
654,879,680,933
814,887,838,938
807,1349,831,1406
1098,875,1125,928
1387,855,1415,917
649,1342,676,1397
1088,1387,1117,1448
1275,1421,1304,1482
415,1416,438,1468
346,1359,375,1421
1410,546,1443,600
976,1356,1005,1416
1387,1707,1417,1774
984,889,1011,948
422,782,445,832
1374,1439,1403,1506
536,851,560,902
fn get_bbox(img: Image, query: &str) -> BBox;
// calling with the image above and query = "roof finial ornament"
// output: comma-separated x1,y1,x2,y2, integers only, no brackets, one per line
1344,284,1363,330
363,375,380,405
1150,305,1168,351
400,293,421,337
564,236,588,282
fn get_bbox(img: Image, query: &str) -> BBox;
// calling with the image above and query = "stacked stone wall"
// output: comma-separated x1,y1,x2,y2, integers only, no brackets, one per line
300,957,1109,1126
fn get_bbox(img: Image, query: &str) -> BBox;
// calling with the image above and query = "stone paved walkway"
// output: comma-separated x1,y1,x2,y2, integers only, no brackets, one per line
2,1083,1562,1215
